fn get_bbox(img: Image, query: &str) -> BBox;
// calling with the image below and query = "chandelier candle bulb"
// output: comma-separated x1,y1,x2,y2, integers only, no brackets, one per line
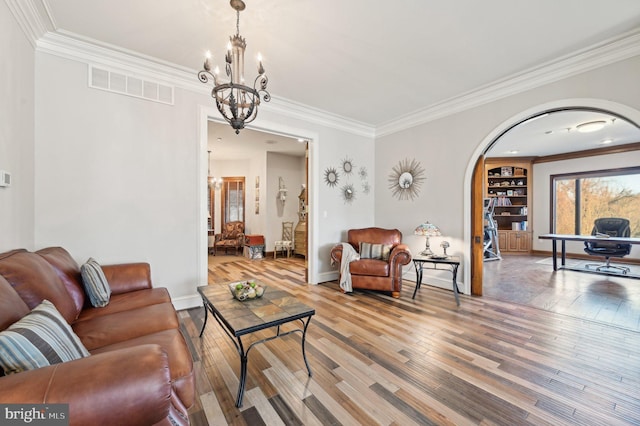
257,53,264,74
204,51,212,71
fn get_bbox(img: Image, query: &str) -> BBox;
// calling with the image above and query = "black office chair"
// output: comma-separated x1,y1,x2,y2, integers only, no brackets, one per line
583,217,631,274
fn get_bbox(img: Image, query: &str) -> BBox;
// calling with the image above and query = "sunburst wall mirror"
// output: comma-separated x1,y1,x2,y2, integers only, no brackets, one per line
388,158,426,201
341,183,355,203
341,157,354,175
324,167,339,187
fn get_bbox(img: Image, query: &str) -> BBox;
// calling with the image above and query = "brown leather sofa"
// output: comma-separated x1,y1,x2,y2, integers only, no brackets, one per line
330,227,412,298
0,247,194,426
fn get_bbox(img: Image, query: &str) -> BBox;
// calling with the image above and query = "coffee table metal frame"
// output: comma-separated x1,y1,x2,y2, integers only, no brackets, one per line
197,284,315,407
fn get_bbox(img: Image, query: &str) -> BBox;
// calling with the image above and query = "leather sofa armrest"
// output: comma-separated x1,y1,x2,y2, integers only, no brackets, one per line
0,345,172,426
330,244,344,266
101,262,152,294
389,243,412,266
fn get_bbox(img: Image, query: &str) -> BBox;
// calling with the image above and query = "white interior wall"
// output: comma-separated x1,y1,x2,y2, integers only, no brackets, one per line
0,2,35,252
249,118,375,283
376,56,640,293
33,50,375,307
34,53,202,303
266,152,303,251
532,151,640,256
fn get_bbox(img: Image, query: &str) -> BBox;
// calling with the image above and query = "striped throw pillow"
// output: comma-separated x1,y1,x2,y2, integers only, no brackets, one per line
359,242,392,261
80,258,111,307
0,300,90,375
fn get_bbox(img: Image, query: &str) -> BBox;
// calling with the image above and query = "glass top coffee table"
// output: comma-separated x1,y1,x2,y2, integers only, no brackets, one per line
197,281,315,407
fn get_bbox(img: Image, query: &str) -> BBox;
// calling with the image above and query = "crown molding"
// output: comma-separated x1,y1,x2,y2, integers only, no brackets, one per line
35,30,376,139
11,2,640,140
5,0,55,48
37,30,202,89
264,97,375,138
375,28,640,138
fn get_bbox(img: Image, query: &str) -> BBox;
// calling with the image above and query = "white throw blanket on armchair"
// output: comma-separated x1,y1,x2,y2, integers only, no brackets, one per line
337,242,359,293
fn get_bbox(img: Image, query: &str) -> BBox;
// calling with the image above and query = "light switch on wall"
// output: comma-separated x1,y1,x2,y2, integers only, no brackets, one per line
0,171,11,187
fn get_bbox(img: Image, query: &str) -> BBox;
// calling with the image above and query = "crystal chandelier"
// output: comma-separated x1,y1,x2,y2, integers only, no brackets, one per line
198,0,270,134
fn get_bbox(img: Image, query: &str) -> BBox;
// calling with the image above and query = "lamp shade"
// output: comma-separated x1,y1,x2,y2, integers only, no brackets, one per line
414,221,441,237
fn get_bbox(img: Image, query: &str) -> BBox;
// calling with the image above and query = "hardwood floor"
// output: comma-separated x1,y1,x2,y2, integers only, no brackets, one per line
483,254,640,332
181,255,640,425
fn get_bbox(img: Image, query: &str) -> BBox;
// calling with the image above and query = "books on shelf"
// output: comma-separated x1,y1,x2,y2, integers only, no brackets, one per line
495,196,512,206
512,221,528,231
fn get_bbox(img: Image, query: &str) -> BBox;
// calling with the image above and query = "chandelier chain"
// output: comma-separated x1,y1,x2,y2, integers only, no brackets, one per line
236,10,240,36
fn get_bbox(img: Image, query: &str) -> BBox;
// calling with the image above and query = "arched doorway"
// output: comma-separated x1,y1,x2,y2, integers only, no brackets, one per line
464,99,640,295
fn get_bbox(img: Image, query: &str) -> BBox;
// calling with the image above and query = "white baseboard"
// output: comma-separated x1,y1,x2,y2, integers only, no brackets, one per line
317,271,339,283
172,293,202,311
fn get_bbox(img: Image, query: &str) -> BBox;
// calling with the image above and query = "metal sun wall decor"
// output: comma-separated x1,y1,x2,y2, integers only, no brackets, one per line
341,158,354,175
362,182,371,194
388,158,426,201
324,167,339,187
358,166,368,180
341,183,355,203
325,156,369,202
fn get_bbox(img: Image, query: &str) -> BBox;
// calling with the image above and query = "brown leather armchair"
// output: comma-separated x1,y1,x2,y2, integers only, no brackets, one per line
330,227,412,298
214,221,245,255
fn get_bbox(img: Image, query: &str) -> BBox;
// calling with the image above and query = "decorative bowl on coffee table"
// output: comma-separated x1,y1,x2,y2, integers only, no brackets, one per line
228,280,266,301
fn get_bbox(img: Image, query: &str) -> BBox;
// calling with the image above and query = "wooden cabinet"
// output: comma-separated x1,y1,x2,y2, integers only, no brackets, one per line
294,186,307,257
294,221,307,257
499,230,531,252
485,159,533,253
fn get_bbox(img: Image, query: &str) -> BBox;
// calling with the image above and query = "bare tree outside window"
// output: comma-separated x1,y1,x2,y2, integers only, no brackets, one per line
553,167,640,237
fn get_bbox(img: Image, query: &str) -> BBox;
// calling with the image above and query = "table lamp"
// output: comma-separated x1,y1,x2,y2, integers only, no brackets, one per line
414,221,441,256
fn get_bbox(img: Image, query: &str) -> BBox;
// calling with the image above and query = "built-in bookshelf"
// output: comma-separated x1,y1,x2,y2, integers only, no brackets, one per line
485,159,533,253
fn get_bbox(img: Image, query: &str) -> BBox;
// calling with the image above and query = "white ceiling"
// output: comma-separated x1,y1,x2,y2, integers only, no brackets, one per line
37,0,640,157
208,121,306,160
487,110,640,158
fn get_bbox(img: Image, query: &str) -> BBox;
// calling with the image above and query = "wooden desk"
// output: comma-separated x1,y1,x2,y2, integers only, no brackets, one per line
538,233,640,274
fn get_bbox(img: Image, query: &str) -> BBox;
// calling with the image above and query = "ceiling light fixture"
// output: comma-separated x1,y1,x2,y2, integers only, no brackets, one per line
601,139,613,145
198,0,270,134
576,120,606,133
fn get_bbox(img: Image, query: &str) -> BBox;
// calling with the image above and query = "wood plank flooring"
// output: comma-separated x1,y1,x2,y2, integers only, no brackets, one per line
181,255,640,425
483,255,640,331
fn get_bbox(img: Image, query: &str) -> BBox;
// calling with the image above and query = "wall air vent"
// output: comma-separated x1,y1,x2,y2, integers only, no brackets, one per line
89,65,174,105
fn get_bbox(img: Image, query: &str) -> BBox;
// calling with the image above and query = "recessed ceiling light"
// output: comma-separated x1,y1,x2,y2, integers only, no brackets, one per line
508,150,519,154
544,130,553,135
576,120,606,133
601,139,613,145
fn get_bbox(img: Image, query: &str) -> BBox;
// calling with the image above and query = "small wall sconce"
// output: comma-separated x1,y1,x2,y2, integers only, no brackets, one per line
278,177,287,204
